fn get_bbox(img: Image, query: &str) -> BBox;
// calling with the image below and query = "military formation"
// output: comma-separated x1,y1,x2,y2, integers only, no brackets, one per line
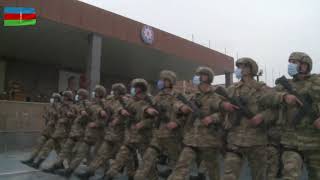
20,52,320,180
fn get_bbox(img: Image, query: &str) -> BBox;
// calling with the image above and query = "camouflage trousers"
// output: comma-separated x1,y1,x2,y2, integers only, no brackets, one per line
222,145,267,180
168,146,220,180
68,138,102,171
134,136,182,180
37,137,66,160
266,145,280,180
86,140,122,173
50,136,83,168
106,142,149,177
282,149,320,180
27,135,49,160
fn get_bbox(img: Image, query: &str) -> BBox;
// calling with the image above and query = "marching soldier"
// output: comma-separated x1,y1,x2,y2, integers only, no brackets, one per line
21,93,62,167
104,79,158,180
134,70,192,180
56,85,110,177
28,91,78,169
43,88,91,173
221,58,274,180
168,67,237,180
76,83,130,179
259,52,320,180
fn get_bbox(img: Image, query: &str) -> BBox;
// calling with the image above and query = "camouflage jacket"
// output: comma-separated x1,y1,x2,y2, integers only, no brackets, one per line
260,74,320,150
51,102,78,139
41,103,60,137
69,99,92,138
183,87,224,148
152,89,186,139
84,98,109,141
124,94,155,144
225,80,270,147
102,94,129,142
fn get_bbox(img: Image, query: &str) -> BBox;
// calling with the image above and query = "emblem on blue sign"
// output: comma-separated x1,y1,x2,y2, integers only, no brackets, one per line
141,25,154,45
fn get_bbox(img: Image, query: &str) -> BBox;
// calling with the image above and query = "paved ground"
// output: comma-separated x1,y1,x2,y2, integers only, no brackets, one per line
0,151,308,180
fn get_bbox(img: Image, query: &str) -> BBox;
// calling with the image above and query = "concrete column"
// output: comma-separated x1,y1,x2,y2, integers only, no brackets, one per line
225,72,233,87
86,34,102,92
0,60,6,93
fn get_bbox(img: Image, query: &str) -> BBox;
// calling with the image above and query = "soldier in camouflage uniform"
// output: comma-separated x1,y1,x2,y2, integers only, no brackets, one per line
259,52,320,180
168,67,238,180
221,58,274,180
134,70,192,180
104,78,158,180
76,83,130,179
56,85,110,177
43,89,91,173
21,93,62,167
30,91,78,169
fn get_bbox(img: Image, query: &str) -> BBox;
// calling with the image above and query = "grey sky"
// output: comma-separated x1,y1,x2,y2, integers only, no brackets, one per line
79,0,320,86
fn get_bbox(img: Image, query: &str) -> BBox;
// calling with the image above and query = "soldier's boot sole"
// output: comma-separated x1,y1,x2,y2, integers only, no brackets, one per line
42,163,64,174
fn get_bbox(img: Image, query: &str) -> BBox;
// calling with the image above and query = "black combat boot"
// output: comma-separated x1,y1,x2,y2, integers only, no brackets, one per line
128,176,134,180
197,173,206,180
21,157,35,167
158,168,172,178
76,170,95,179
30,158,45,169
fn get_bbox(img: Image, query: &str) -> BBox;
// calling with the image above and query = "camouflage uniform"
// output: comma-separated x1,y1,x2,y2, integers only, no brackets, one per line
266,109,282,180
57,85,110,177
21,93,61,166
222,58,270,180
32,91,78,168
105,79,156,179
134,71,188,180
76,83,129,179
168,67,224,180
43,89,91,172
260,52,320,180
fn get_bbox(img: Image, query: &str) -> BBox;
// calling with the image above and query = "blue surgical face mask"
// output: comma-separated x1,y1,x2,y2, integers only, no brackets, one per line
288,63,298,77
91,92,96,98
235,68,242,79
75,95,80,101
192,75,201,85
130,88,136,96
157,80,165,90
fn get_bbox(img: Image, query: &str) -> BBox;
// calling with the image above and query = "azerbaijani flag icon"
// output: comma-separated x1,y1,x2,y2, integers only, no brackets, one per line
4,7,36,26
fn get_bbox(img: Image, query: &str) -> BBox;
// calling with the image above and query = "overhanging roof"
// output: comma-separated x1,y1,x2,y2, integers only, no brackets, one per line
0,0,234,80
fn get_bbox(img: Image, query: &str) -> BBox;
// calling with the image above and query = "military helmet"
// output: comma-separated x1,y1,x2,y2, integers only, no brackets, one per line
62,91,74,101
77,88,89,99
160,70,177,84
52,93,62,102
52,93,61,99
195,66,215,83
131,78,149,92
289,52,312,72
236,57,258,75
111,83,127,95
94,85,107,97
